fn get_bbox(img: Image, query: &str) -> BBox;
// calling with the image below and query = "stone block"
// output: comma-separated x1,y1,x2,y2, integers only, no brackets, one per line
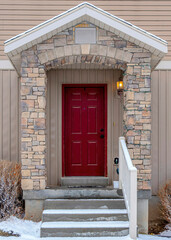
37,78,45,87
143,124,151,130
54,36,66,47
64,45,72,56
21,138,32,142
32,145,46,152
38,52,48,64
40,179,46,189
22,159,32,165
22,112,30,118
133,52,151,58
37,135,45,141
126,91,134,101
37,44,54,50
21,179,33,190
22,170,31,177
90,45,100,55
99,45,107,56
72,45,81,55
115,40,127,48
126,66,134,75
115,49,124,61
135,92,145,101
81,44,90,55
34,119,46,130
123,51,133,63
55,47,64,58
47,50,56,61
21,86,32,95
38,96,46,109
21,100,34,111
98,29,107,36
107,47,116,58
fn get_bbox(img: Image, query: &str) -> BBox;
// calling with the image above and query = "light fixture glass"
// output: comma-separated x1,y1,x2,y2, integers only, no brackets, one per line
117,80,124,91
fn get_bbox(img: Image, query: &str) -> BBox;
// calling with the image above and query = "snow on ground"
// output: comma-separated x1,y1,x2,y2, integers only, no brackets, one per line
160,224,171,238
0,217,170,240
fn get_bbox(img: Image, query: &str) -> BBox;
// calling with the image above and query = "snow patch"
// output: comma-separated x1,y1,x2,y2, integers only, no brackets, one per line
0,216,41,238
159,224,171,237
0,217,170,240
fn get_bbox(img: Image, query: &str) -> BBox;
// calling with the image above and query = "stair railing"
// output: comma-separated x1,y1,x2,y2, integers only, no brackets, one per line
119,136,137,240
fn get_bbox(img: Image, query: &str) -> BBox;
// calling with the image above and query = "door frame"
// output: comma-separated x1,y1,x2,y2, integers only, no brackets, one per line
62,84,107,177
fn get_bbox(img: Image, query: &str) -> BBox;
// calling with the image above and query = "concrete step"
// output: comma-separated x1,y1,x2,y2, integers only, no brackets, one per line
61,177,109,187
40,221,129,238
24,188,123,200
39,237,131,240
44,199,126,210
42,209,128,222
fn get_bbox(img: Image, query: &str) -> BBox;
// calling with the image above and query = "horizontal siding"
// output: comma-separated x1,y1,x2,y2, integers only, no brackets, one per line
151,70,171,195
0,70,19,162
0,0,171,60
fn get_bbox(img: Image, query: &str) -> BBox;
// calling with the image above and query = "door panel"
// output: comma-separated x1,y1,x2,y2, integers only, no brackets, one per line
64,86,105,176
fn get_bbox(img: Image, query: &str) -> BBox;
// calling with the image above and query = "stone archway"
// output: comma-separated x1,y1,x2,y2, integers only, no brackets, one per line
20,27,152,192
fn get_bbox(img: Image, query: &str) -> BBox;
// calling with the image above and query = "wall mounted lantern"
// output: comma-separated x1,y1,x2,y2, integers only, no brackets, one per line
117,77,124,95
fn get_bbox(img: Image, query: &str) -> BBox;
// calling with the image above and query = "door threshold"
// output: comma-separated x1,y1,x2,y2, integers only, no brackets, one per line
61,177,109,188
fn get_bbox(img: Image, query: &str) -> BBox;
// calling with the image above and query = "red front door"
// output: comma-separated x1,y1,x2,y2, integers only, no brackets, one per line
63,86,106,176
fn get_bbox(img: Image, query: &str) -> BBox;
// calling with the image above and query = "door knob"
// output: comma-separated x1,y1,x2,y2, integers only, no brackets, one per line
100,134,104,138
100,129,104,132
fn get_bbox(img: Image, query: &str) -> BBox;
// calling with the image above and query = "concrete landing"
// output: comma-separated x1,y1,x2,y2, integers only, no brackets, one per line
61,177,109,187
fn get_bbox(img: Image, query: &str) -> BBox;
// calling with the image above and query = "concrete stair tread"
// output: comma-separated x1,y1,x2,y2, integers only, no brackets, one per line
45,199,124,202
41,221,129,229
43,209,128,214
44,198,126,210
39,237,131,240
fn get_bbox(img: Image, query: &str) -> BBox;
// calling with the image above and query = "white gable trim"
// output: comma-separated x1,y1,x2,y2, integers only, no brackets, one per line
4,2,167,56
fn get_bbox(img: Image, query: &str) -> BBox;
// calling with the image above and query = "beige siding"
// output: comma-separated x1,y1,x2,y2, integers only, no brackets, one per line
47,69,122,186
0,70,19,162
0,0,171,60
151,70,171,195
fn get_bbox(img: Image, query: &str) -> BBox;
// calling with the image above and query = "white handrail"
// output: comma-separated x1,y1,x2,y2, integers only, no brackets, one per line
119,136,137,240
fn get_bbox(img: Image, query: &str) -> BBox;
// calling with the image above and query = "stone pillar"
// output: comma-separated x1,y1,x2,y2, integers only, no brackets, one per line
123,57,151,190
21,50,47,190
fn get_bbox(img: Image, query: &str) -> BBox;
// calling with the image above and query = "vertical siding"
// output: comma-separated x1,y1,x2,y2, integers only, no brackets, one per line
0,70,19,162
151,70,171,195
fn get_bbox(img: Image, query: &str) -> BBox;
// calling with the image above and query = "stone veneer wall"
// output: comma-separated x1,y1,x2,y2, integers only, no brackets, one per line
20,22,152,191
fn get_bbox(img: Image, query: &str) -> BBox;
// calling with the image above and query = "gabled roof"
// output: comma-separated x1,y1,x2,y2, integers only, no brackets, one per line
4,2,168,74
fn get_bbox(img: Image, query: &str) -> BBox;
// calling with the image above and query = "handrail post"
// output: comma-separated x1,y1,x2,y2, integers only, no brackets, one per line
119,136,137,240
129,169,137,240
119,136,125,189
